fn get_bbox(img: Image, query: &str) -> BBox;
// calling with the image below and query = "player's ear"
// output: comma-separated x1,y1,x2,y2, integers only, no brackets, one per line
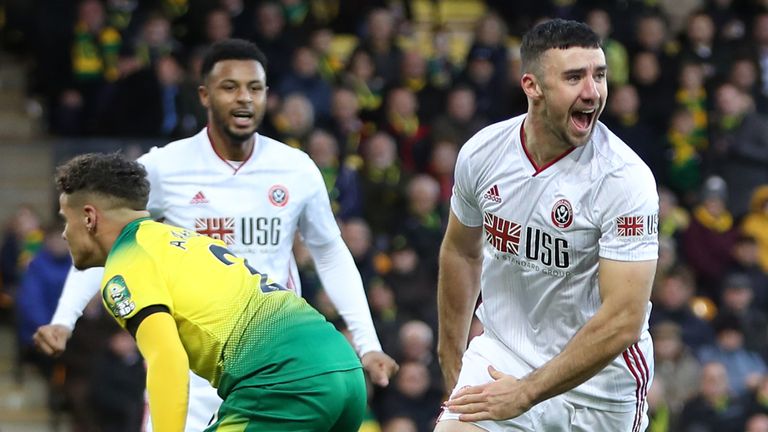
83,205,98,233
198,84,210,108
521,73,543,100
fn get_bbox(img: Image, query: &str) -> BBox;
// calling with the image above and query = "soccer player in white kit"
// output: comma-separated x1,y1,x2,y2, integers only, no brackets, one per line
34,39,398,431
435,20,658,432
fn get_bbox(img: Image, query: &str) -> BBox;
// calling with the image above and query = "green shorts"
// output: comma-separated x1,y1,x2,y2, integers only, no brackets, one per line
205,368,366,432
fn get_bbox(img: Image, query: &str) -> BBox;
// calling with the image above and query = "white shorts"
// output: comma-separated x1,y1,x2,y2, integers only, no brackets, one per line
143,371,222,432
437,333,649,432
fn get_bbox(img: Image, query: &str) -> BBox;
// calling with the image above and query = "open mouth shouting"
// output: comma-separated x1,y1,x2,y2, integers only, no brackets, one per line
570,107,596,136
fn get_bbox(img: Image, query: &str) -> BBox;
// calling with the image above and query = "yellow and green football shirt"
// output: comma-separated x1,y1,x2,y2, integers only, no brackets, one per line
100,218,361,396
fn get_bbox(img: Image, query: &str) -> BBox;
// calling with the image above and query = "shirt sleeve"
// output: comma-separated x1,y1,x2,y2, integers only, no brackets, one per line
101,247,173,328
50,266,104,330
297,160,341,248
137,148,165,220
596,164,659,261
450,143,483,227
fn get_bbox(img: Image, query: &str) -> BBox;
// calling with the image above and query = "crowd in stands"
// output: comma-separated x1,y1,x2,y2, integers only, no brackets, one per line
1,0,768,431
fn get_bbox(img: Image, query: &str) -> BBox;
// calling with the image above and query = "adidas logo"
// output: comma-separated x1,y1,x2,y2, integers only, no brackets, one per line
483,185,501,203
190,191,209,204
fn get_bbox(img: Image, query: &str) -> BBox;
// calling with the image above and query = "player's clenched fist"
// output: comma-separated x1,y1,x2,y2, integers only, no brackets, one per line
33,324,71,356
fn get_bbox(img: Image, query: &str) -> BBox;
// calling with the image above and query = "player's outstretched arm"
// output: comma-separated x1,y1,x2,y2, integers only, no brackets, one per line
135,311,189,432
33,266,104,356
437,211,483,395
308,236,398,386
447,258,656,421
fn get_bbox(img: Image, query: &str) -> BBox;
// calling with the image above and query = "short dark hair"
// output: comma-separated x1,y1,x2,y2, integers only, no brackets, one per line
55,153,149,210
520,19,601,74
200,39,268,81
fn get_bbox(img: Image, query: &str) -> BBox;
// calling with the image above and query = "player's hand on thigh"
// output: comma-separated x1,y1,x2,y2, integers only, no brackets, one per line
361,351,399,387
33,324,71,357
444,366,532,422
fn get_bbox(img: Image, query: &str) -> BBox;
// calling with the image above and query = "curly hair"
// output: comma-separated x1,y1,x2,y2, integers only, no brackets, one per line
200,38,268,81
521,19,601,75
55,153,149,210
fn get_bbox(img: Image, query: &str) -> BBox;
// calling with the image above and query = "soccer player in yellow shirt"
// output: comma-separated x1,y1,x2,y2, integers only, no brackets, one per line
55,152,366,431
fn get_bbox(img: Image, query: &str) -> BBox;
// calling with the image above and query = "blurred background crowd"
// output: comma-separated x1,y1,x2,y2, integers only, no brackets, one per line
1,0,768,431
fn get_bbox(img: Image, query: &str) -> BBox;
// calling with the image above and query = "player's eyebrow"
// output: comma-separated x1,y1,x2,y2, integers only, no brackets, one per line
562,65,608,76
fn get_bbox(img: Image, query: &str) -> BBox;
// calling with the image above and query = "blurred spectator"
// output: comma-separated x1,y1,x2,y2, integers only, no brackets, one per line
465,12,508,92
650,265,715,350
630,50,675,135
652,321,702,423
456,44,506,122
698,313,767,396
727,234,768,311
395,49,446,122
322,86,370,159
220,0,252,39
427,140,458,207
707,83,768,218
128,12,180,69
430,85,488,148
703,0,747,43
674,63,708,154
14,224,71,379
678,11,727,80
381,86,431,173
682,176,738,298
0,204,43,295
400,175,444,265
628,12,679,87
277,46,333,121
309,27,344,83
376,361,442,432
747,377,768,419
53,0,122,135
341,48,386,119
647,377,672,432
741,186,768,273
88,328,145,432
658,186,690,243
746,413,768,432
266,92,315,148
204,8,232,44
340,218,378,288
750,13,768,99
586,8,628,86
368,277,401,356
250,1,294,86
719,273,768,359
665,108,703,205
426,26,458,91
382,416,418,432
679,361,749,432
384,236,436,326
98,52,198,138
359,8,402,85
601,83,663,178
306,129,362,220
728,57,768,115
360,132,407,242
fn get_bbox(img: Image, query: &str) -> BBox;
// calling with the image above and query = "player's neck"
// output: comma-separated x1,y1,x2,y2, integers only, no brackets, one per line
523,114,572,167
97,209,151,262
208,125,255,162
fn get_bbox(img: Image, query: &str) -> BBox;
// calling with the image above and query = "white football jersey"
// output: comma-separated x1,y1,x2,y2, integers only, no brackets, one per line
140,128,339,293
451,114,659,412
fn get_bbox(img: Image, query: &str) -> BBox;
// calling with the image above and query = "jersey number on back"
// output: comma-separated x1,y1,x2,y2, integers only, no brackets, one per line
208,244,288,293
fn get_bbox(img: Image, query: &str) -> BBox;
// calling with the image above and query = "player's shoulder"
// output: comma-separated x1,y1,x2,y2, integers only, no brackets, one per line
138,129,207,167
459,115,524,161
590,122,655,183
255,133,317,170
